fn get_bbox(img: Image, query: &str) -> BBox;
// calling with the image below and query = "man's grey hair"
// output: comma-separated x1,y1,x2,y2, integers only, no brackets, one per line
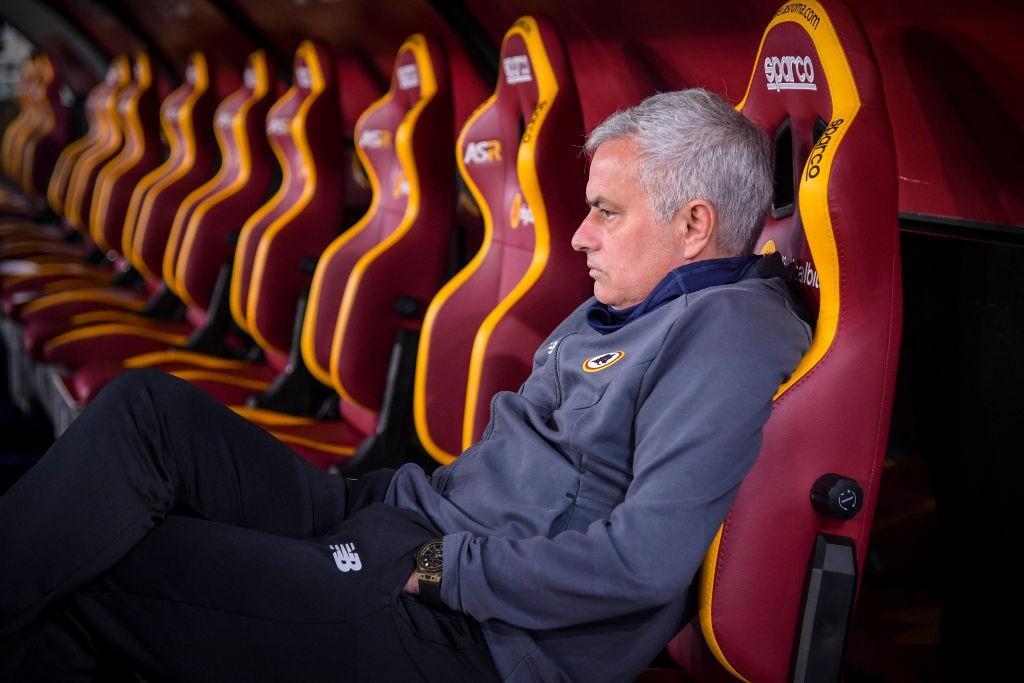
584,89,772,255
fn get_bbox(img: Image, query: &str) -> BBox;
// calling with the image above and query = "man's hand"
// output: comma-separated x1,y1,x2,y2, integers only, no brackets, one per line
403,570,419,594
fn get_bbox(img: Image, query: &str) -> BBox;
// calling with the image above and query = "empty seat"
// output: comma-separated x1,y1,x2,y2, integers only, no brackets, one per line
224,32,458,468
414,14,592,464
44,41,343,405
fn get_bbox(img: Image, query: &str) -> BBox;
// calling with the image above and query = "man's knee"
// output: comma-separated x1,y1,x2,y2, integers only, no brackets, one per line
98,369,192,412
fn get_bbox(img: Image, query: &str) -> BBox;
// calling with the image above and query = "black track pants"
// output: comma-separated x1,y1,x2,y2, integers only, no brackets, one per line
0,369,498,682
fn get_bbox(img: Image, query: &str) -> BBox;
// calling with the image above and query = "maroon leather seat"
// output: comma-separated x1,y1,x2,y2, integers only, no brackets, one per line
171,34,456,468
79,41,346,406
44,51,278,403
414,14,592,465
19,54,71,200
0,58,131,301
657,1,902,681
18,54,219,355
0,54,160,323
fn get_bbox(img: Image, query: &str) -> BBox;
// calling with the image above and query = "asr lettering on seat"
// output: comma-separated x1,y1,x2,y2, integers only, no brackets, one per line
463,140,502,164
359,129,392,149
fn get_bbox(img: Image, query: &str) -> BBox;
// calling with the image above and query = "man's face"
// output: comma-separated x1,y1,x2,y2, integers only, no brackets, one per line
572,137,689,309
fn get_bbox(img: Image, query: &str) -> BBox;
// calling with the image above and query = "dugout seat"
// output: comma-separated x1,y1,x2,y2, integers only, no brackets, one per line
413,14,591,466
16,53,215,353
44,41,342,407
656,1,902,681
238,33,455,467
19,54,71,199
47,58,133,221
151,33,456,468
36,51,277,400
0,56,40,191
0,58,135,310
0,57,130,263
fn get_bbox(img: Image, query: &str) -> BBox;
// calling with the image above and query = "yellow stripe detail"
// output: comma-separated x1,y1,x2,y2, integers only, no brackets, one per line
69,310,166,326
413,91,497,464
268,432,355,456
327,35,437,410
230,405,316,426
461,16,557,451
701,3,860,679
21,56,56,194
300,84,393,386
170,369,269,390
171,51,270,306
244,41,326,355
90,54,152,250
65,58,131,233
129,53,208,280
19,289,144,316
123,349,253,370
44,323,188,352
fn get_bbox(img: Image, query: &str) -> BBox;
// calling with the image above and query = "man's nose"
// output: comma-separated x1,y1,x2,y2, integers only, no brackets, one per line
571,220,593,252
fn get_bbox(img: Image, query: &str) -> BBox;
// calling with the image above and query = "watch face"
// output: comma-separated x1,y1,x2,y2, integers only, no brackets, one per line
417,540,444,572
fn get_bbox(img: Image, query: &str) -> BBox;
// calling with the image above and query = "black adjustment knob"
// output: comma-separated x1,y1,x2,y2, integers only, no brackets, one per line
393,295,422,319
810,474,863,520
298,256,319,276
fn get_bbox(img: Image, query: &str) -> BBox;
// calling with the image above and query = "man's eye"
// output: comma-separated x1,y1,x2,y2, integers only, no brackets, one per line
599,208,614,218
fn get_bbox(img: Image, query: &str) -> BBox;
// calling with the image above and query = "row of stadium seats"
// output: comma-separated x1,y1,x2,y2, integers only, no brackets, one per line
1,1,902,680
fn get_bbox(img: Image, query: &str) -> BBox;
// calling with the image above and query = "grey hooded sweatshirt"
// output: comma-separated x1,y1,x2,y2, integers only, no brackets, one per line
386,257,812,682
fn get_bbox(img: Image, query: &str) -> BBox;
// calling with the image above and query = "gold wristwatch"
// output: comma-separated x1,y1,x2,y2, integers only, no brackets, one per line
415,538,444,607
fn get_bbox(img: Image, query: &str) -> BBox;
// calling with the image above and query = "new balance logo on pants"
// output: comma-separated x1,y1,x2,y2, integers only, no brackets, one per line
331,543,362,572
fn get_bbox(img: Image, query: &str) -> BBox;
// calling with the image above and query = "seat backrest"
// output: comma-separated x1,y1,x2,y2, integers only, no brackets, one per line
414,15,591,464
47,56,131,217
63,53,146,236
125,52,219,282
230,40,345,365
20,54,71,196
166,50,276,311
298,33,452,431
667,2,902,681
1,57,37,183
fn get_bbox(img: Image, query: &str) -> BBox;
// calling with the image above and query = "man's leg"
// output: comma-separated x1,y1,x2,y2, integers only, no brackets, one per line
0,369,375,637
16,510,498,682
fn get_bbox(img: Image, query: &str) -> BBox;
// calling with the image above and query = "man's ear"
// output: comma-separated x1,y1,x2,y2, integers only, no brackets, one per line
678,199,719,261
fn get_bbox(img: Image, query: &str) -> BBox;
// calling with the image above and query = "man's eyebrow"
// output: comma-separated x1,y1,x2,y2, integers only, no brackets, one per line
586,196,608,208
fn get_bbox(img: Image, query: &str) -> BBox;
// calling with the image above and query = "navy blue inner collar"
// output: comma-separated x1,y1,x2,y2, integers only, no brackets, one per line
585,254,762,334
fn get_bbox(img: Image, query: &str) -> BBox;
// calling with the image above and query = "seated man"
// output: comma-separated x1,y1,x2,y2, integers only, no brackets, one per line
0,89,811,682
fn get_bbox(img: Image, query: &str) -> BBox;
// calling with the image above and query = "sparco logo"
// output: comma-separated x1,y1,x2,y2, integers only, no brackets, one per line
463,140,502,164
764,56,816,92
805,118,843,180
503,55,532,84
